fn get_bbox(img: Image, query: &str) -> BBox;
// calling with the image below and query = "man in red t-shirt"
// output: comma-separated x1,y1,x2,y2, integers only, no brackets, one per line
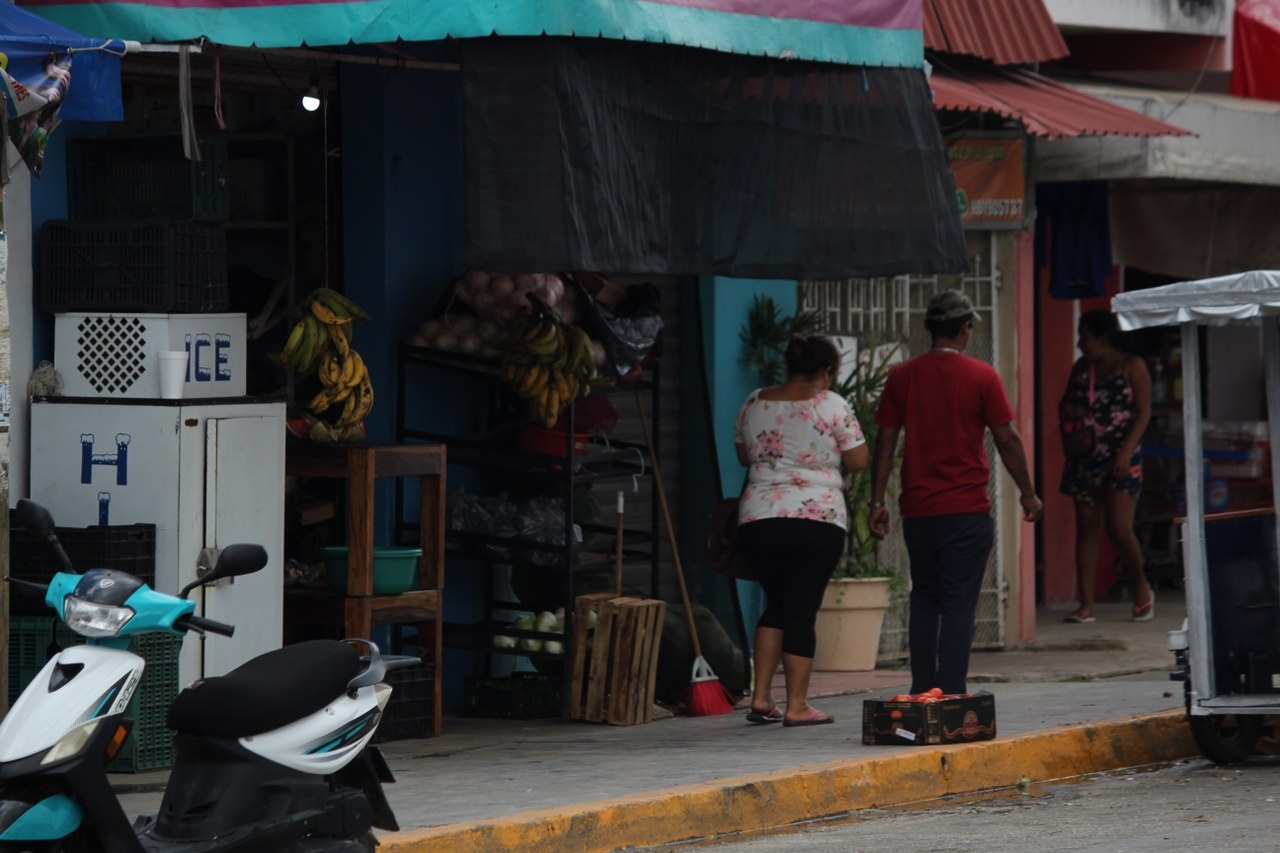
869,290,1042,695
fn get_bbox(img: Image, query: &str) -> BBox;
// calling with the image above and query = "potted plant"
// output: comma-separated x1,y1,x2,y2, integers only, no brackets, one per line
738,294,824,384
813,338,906,671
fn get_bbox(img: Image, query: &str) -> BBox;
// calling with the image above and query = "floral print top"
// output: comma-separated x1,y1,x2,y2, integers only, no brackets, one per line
1062,362,1141,466
734,389,866,530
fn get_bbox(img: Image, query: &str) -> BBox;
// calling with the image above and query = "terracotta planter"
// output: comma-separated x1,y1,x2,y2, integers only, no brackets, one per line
813,577,892,672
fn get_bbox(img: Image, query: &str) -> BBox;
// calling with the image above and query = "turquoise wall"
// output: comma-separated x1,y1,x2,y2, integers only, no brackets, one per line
699,276,796,636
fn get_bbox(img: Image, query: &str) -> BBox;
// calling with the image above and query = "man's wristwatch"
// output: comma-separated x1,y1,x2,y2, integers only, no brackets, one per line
868,500,886,509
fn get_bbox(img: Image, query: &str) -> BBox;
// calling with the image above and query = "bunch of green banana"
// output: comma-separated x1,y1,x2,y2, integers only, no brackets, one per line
499,312,599,428
274,288,374,440
275,288,370,375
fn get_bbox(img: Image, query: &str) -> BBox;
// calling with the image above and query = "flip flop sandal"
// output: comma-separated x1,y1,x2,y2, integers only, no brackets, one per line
782,709,834,727
1063,612,1096,623
745,707,784,725
1132,598,1155,622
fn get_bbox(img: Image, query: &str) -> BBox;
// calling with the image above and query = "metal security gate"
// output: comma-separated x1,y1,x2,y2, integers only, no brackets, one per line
800,233,1004,658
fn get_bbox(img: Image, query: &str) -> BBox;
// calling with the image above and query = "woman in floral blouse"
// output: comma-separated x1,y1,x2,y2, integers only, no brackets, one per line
734,335,868,726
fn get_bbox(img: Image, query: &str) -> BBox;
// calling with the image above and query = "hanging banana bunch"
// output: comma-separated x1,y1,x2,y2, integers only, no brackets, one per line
275,288,374,441
499,295,599,429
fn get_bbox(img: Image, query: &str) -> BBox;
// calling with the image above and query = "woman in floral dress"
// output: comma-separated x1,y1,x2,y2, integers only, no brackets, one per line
1060,309,1153,624
734,335,868,726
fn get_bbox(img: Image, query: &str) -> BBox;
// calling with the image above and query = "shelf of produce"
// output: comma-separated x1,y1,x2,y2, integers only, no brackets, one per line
394,337,661,721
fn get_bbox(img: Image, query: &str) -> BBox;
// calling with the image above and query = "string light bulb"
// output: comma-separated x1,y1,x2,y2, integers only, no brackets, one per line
301,82,321,112
301,85,321,112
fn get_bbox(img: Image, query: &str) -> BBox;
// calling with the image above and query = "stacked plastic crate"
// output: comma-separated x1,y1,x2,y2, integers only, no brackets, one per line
44,134,229,313
8,517,178,772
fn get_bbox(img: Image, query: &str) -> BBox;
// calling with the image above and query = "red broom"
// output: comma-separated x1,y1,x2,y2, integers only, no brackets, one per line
635,392,736,716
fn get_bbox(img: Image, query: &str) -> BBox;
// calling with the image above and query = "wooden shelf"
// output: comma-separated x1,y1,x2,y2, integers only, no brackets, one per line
284,441,446,735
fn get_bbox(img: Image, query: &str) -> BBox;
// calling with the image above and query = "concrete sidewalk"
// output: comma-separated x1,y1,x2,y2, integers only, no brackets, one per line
115,599,1197,852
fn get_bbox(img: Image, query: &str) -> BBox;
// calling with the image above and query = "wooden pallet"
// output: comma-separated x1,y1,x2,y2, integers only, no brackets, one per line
570,592,666,725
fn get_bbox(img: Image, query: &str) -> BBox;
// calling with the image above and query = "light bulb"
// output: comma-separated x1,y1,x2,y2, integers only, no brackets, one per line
301,85,320,112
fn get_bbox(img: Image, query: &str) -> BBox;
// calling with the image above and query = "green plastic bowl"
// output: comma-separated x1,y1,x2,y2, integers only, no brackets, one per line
323,546,422,595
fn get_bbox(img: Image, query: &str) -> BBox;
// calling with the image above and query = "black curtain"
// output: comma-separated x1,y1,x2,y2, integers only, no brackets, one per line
461,37,965,278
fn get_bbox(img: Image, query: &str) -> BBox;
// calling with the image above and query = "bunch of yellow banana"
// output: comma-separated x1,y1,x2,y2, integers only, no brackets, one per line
274,288,374,440
499,313,599,428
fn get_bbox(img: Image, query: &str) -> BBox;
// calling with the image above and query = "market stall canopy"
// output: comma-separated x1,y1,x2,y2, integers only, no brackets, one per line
18,0,926,68
0,0,124,122
1232,0,1280,101
1112,270,1280,331
462,38,966,279
929,61,1193,140
923,0,1068,65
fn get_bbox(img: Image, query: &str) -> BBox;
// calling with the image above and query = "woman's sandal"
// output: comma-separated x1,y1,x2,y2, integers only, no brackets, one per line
1063,610,1096,623
782,709,834,727
745,707,784,725
1132,596,1155,622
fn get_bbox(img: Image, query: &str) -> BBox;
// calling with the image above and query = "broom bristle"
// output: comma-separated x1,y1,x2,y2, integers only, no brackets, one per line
685,656,736,716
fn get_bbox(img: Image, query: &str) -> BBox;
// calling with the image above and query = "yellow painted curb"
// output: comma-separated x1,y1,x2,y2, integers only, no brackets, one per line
378,709,1196,853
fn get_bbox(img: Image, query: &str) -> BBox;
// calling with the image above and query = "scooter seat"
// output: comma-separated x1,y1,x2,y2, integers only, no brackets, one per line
167,640,362,738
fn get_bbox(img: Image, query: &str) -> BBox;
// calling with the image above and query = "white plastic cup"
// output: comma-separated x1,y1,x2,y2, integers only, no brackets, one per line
157,351,188,399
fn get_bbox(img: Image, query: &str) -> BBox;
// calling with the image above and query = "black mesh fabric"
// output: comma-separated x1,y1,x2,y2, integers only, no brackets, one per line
461,37,965,278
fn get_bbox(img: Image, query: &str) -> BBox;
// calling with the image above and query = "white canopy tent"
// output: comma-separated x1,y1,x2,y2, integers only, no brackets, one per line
1113,270,1280,330
1112,272,1280,756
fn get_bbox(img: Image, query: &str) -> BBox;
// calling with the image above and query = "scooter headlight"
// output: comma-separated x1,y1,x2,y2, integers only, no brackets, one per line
41,720,101,766
62,596,134,637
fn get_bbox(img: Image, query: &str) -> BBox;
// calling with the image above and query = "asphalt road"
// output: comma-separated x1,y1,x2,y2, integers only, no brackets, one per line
638,754,1280,853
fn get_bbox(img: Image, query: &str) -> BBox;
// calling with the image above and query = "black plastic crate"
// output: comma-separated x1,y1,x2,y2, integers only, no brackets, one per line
463,673,563,719
67,134,229,223
10,518,156,586
40,220,228,313
373,663,435,742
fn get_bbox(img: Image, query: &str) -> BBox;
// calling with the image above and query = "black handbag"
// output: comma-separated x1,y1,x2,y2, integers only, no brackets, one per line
706,497,757,581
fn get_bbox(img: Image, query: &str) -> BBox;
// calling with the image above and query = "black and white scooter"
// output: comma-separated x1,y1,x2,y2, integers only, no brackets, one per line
0,498,418,852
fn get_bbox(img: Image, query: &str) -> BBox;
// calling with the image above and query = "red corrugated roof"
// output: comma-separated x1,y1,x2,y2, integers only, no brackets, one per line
930,63,1194,139
924,0,1069,65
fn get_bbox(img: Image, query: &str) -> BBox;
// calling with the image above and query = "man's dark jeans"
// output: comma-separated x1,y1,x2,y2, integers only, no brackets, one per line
903,513,995,695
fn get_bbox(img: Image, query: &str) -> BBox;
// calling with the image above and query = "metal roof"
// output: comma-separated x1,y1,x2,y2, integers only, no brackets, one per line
930,63,1193,140
923,0,1069,65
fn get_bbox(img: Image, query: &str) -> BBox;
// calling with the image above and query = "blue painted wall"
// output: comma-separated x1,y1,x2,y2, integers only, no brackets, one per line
699,276,796,639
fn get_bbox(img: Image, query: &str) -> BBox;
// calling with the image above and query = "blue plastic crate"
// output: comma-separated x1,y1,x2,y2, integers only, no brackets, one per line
108,633,181,773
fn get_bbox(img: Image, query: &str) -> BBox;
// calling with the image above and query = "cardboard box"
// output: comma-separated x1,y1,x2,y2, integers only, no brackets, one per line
862,691,996,745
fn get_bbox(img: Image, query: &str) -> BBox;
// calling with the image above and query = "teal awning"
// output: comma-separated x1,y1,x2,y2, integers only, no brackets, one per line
18,0,925,68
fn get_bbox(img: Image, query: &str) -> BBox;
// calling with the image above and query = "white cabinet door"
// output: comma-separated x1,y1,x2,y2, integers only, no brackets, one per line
198,414,284,677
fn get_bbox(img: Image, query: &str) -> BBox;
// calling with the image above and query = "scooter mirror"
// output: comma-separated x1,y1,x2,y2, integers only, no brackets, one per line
179,544,269,598
14,499,56,538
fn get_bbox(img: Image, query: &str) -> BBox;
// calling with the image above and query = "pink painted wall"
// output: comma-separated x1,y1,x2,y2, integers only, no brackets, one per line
1037,266,1122,607
1014,231,1038,642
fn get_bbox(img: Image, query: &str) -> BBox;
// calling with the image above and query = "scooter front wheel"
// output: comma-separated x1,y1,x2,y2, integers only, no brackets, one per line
1188,712,1263,765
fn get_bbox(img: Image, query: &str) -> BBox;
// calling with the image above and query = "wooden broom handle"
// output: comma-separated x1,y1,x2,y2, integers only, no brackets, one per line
635,392,704,660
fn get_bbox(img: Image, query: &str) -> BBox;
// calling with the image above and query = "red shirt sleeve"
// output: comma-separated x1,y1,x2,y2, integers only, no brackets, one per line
874,364,905,429
982,369,1015,429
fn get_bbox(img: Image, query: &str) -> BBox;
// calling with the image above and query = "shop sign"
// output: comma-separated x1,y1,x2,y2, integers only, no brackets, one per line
946,136,1025,229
